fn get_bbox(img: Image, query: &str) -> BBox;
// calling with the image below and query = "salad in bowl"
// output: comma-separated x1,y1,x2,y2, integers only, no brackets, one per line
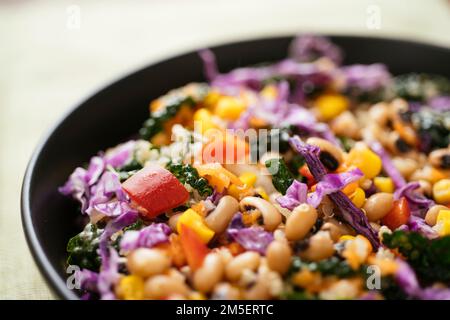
60,35,450,300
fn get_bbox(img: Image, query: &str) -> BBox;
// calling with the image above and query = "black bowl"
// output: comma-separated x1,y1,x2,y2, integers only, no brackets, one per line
21,35,450,300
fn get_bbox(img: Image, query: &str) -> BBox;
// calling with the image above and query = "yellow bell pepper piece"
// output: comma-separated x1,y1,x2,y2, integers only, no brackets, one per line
261,85,278,100
436,210,450,236
177,209,215,243
193,108,217,134
214,96,246,120
374,177,394,193
116,275,145,300
350,187,366,208
203,91,221,109
339,235,355,242
342,235,372,269
195,163,243,193
346,143,382,179
254,187,269,201
433,179,450,205
315,93,349,121
228,172,256,199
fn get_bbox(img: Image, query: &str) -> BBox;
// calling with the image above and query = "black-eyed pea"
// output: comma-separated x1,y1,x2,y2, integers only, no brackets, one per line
300,231,335,261
306,137,344,171
425,205,449,226
330,111,360,139
211,283,241,300
368,102,390,126
285,204,318,241
363,193,394,222
320,221,341,242
193,253,224,293
392,157,418,179
168,213,182,232
417,180,432,197
205,196,239,233
266,240,292,275
127,248,171,278
143,274,189,299
429,148,450,170
239,197,282,231
225,251,260,282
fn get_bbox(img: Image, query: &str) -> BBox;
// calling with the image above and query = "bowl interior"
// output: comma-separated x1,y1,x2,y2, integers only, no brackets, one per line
22,35,450,299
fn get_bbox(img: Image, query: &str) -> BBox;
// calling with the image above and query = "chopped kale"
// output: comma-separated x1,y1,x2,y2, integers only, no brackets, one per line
139,84,209,140
289,256,357,278
382,231,450,285
167,162,213,197
394,73,450,101
139,96,196,140
337,136,355,152
412,109,450,153
67,223,103,270
265,158,295,195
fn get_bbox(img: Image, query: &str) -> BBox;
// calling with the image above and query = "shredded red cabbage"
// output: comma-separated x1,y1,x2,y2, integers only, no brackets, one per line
395,259,450,300
289,136,379,248
276,180,308,210
369,141,406,188
97,247,121,300
428,95,450,111
227,226,274,255
307,168,363,208
120,223,172,252
289,34,342,65
198,49,219,82
394,181,435,216
341,63,392,92
277,168,362,210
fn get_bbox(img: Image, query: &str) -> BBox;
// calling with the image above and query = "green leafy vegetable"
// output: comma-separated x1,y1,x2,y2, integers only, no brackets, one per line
265,158,295,195
167,162,213,196
382,230,450,284
67,223,103,270
394,73,450,101
289,256,357,278
139,84,209,140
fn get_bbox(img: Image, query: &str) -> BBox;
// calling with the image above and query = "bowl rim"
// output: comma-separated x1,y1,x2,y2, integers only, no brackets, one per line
21,33,450,300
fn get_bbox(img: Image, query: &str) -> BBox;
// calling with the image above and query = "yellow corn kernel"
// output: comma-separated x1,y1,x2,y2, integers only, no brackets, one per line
339,235,355,242
350,187,366,208
433,179,450,204
346,143,382,179
116,275,144,300
342,181,359,196
254,187,269,201
227,183,246,199
261,84,278,100
227,172,256,199
189,292,207,300
203,91,221,109
315,93,349,121
193,108,217,134
374,177,394,193
342,235,372,269
239,172,257,187
214,96,246,120
177,209,215,243
436,210,450,236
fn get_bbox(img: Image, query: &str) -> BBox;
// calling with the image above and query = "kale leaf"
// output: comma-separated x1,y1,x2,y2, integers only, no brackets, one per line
382,231,450,284
167,162,213,197
67,223,103,270
265,158,295,195
394,73,450,101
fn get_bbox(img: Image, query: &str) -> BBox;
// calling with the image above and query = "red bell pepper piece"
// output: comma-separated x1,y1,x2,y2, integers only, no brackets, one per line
381,197,411,230
122,165,189,218
179,224,209,271
299,164,316,187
